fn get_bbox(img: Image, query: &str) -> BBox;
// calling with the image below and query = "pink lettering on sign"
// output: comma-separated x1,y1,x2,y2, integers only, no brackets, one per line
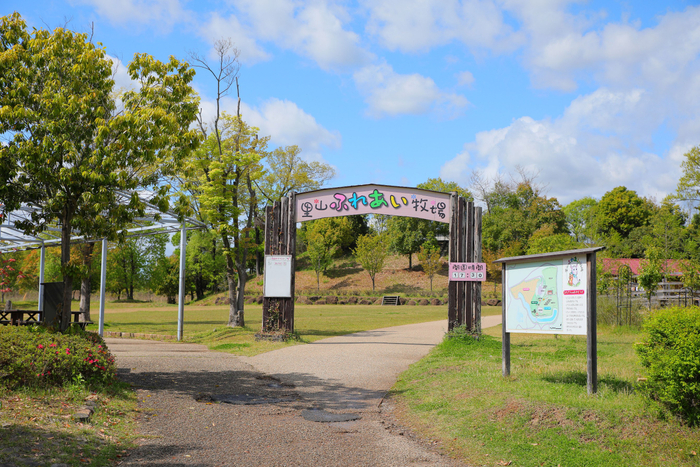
563,290,585,295
296,184,451,223
448,262,487,281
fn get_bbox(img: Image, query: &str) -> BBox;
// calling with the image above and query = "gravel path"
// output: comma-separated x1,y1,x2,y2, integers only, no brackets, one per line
109,316,502,466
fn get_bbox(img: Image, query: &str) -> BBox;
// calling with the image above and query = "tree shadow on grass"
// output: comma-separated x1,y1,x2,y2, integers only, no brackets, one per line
542,371,635,393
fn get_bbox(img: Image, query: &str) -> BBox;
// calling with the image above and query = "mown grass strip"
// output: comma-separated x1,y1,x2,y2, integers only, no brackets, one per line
90,303,501,356
391,325,700,467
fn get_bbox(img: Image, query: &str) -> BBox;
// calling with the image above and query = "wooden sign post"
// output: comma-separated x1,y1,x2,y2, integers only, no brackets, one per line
495,247,604,395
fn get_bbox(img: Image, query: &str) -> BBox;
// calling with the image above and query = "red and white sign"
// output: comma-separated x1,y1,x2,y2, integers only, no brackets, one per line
449,262,487,281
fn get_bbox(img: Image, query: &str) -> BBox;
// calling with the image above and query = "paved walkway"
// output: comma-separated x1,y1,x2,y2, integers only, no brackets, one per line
108,316,501,466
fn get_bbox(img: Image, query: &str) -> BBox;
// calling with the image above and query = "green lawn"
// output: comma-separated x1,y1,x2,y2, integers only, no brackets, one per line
391,324,700,467
88,301,502,355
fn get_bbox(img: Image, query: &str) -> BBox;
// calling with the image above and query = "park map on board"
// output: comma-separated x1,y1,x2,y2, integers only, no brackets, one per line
505,256,587,335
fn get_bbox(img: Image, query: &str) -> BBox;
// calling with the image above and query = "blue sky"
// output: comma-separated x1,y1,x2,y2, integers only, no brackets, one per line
5,0,700,205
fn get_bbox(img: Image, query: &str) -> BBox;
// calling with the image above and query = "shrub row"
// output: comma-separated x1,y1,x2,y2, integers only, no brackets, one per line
0,326,117,390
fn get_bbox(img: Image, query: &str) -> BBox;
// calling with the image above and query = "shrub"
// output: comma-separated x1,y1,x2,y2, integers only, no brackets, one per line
325,296,338,305
635,306,700,425
0,325,117,390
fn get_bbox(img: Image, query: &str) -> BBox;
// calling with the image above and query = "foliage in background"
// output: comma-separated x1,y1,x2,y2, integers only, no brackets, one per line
417,245,442,291
636,306,700,426
638,247,665,311
354,234,388,291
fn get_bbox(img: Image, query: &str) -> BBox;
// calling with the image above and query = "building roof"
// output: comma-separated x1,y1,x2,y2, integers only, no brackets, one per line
0,190,205,252
600,258,688,276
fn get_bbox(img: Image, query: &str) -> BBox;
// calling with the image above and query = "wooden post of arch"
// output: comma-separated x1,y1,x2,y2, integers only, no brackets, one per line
262,193,296,332
262,184,482,334
448,194,482,331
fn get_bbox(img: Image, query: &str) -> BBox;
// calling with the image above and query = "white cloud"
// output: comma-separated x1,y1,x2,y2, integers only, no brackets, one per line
199,13,271,64
240,98,341,163
70,0,188,31
440,88,684,204
457,70,475,87
353,61,469,118
362,0,523,54
220,0,372,71
106,55,138,92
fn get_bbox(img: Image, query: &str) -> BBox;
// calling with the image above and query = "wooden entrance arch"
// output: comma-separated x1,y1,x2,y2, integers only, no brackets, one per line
262,184,482,333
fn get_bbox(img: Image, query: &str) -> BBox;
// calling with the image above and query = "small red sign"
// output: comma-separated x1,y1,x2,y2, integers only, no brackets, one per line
449,262,487,281
563,290,585,295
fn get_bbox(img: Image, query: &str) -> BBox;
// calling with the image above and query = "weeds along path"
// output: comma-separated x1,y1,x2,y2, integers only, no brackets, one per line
108,315,501,466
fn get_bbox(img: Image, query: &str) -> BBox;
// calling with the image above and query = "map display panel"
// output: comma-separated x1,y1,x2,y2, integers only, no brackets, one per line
505,255,587,335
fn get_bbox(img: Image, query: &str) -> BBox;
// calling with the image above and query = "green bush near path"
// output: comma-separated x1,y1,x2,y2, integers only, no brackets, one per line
391,323,700,467
636,306,700,426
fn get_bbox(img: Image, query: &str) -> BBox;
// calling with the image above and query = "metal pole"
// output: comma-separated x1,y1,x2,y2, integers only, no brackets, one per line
38,245,46,312
99,239,107,337
587,252,598,395
502,262,510,377
177,224,187,341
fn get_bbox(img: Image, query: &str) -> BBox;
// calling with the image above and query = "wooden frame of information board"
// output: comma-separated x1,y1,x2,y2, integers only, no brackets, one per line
494,246,604,395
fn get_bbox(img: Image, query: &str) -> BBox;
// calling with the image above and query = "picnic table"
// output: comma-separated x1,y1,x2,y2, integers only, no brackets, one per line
0,309,91,329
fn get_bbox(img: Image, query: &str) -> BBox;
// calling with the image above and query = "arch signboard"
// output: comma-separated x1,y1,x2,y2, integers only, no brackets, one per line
296,184,451,223
263,184,481,334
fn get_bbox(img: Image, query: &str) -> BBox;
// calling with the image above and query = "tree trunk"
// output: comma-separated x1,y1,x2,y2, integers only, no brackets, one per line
236,269,246,327
79,242,95,322
408,254,413,270
79,277,91,322
316,270,320,291
227,271,239,326
59,220,73,332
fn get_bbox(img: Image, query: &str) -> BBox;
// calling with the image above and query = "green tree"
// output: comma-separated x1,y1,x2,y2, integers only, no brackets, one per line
481,179,567,257
675,146,700,203
386,216,431,270
597,186,652,239
0,14,199,331
182,40,263,327
302,217,354,290
150,254,181,304
417,245,442,291
354,234,388,292
418,177,472,201
679,259,700,302
638,247,664,311
526,225,582,255
256,145,335,202
563,197,598,244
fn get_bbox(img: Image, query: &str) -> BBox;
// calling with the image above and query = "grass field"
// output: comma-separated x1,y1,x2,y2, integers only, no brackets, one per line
85,300,501,355
391,323,700,467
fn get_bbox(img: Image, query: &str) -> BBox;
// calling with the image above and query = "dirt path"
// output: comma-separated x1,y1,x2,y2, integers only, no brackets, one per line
108,316,502,466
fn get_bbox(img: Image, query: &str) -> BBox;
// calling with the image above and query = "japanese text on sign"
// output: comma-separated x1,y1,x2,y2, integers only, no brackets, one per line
448,262,487,281
295,184,451,224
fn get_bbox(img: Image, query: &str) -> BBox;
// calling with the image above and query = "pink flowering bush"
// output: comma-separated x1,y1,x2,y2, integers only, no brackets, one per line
0,325,117,390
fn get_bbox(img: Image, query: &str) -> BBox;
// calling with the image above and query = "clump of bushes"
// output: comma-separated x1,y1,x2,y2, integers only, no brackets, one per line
635,306,700,425
0,325,117,390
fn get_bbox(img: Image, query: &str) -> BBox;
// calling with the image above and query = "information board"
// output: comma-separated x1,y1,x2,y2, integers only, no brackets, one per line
505,255,587,335
264,255,292,298
448,262,487,281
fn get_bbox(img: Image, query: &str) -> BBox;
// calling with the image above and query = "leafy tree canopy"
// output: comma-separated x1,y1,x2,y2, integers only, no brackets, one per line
0,13,200,331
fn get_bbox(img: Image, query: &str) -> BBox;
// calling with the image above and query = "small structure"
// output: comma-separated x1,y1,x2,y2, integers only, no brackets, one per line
495,247,604,395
